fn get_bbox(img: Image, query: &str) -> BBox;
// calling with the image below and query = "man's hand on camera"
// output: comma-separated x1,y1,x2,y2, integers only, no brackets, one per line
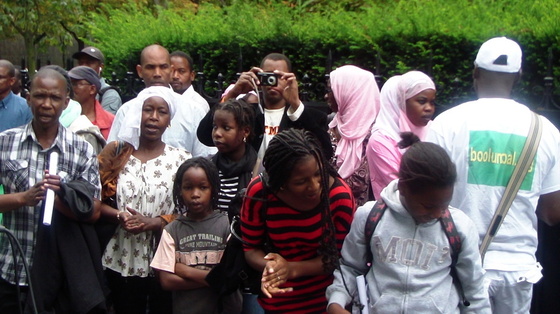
223,67,262,101
275,70,301,111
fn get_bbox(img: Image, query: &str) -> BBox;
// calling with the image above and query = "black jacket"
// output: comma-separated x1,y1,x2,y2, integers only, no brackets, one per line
30,180,107,313
197,101,333,159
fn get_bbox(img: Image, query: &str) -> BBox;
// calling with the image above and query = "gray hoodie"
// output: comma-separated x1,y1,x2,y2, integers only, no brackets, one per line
327,180,490,313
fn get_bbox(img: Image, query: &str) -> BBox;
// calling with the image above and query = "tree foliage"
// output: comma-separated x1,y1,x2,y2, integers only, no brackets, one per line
0,0,88,73
0,0,184,73
3,0,559,108
81,0,560,107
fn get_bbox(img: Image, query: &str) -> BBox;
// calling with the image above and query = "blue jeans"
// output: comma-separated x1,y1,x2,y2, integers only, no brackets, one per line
242,293,264,314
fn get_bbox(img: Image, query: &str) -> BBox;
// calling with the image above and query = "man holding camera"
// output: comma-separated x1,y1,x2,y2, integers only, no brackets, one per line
197,53,332,160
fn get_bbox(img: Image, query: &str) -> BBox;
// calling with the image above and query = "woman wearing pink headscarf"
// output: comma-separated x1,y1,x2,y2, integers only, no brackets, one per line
327,65,380,205
366,71,436,200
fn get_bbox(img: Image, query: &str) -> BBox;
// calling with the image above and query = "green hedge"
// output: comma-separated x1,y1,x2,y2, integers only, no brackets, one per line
85,0,560,108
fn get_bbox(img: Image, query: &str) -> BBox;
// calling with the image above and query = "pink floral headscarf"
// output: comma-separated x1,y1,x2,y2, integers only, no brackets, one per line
371,71,435,141
328,65,380,179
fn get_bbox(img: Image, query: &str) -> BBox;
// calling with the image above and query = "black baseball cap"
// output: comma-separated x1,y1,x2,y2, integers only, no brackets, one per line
68,66,101,91
72,46,105,63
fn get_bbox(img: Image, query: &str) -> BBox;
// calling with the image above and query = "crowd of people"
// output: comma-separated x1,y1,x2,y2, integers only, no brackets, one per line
0,36,559,314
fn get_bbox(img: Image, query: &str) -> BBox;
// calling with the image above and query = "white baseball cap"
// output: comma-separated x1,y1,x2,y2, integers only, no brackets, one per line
474,37,522,73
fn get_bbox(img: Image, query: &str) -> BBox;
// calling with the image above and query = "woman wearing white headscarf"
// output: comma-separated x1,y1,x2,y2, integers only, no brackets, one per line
98,86,192,313
327,65,380,205
366,71,436,200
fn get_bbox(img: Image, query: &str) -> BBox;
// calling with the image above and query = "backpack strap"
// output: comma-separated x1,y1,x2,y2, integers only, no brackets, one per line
258,173,268,219
98,85,120,103
439,208,461,267
99,85,117,96
479,112,542,260
364,200,387,267
339,200,388,312
364,202,470,307
258,173,272,252
439,208,470,307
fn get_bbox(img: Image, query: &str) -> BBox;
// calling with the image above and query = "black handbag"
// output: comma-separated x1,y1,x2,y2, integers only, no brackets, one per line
206,174,271,297
206,214,263,296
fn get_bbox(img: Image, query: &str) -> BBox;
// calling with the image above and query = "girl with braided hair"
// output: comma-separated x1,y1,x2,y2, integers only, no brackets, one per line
240,128,356,313
151,157,242,313
210,98,258,217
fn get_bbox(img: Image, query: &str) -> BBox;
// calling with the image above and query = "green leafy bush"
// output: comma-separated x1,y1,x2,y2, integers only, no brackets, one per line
85,0,560,108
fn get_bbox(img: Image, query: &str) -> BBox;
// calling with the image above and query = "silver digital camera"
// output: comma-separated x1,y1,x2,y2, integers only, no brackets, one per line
257,72,278,86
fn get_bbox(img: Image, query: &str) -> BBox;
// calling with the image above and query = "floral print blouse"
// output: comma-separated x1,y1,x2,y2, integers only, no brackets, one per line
102,145,191,277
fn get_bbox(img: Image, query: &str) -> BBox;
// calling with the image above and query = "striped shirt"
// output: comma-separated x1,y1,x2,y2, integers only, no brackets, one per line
0,123,100,285
241,176,355,313
216,171,240,213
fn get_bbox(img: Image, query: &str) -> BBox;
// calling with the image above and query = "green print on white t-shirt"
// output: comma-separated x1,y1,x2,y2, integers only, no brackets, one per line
468,130,535,190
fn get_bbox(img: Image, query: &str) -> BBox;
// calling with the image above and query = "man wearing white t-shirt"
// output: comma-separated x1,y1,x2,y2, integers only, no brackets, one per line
197,53,332,161
427,37,560,314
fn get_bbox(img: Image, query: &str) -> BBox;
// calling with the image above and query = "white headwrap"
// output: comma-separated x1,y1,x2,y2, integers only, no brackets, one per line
118,86,178,149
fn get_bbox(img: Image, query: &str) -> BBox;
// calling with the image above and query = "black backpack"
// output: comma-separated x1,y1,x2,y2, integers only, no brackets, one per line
364,199,470,307
205,174,270,302
98,85,120,103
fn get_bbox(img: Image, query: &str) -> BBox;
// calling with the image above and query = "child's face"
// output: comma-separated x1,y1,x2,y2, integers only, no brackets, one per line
212,109,249,158
405,88,436,127
181,166,213,220
399,184,453,224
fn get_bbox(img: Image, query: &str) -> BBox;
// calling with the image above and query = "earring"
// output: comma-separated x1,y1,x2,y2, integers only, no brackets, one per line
243,137,247,143
168,123,171,128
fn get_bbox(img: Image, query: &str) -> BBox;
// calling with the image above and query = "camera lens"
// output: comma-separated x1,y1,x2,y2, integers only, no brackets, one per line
267,76,276,85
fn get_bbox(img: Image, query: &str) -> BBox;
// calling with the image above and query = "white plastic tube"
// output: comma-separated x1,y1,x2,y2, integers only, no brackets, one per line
42,152,58,226
356,275,369,314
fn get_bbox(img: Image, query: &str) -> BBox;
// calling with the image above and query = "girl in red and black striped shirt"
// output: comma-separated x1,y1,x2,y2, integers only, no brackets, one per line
241,129,356,313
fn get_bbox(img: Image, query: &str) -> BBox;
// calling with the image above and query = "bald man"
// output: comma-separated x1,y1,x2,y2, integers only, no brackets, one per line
108,44,215,157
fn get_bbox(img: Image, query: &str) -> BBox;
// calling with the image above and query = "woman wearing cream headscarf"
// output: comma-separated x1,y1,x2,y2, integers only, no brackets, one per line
98,86,191,313
366,71,436,200
327,65,380,205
